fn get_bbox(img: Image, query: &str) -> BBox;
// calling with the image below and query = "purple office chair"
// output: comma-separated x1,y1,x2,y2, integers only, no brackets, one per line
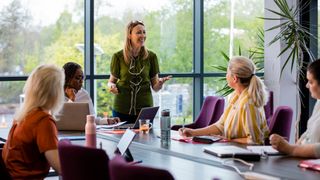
0,148,12,180
171,96,225,130
58,139,110,180
109,155,174,180
266,106,293,144
264,91,274,126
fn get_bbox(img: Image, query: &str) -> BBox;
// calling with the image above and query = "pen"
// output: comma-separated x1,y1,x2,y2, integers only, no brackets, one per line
129,160,143,165
182,117,185,129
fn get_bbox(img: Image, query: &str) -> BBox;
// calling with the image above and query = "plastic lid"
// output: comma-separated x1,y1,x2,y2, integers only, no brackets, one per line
161,109,170,116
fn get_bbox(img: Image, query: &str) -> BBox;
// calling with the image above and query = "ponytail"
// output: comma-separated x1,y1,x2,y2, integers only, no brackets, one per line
229,56,268,107
248,75,268,107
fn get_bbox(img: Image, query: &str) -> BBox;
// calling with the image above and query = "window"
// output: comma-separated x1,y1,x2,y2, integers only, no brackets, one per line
0,0,84,114
204,0,264,73
0,0,265,123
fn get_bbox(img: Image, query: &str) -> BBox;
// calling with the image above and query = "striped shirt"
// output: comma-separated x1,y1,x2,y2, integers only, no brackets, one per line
214,89,269,144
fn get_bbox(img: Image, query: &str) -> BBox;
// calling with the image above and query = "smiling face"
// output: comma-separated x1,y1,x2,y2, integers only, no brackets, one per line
129,24,146,49
306,71,320,99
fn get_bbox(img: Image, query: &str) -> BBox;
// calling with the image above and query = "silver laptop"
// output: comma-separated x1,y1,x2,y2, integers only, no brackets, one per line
117,106,159,129
55,102,90,131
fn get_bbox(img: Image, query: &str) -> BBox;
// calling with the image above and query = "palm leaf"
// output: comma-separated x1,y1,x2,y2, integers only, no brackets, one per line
265,0,315,79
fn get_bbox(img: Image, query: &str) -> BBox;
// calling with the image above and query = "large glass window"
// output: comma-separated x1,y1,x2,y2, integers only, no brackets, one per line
0,0,84,114
0,0,266,122
94,0,193,75
0,81,24,116
203,0,264,73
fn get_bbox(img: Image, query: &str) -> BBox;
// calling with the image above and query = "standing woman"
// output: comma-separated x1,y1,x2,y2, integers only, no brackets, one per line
2,65,63,179
108,20,171,123
180,56,269,144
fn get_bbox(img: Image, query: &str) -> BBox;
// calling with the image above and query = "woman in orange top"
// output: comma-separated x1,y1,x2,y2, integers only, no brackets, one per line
2,64,64,179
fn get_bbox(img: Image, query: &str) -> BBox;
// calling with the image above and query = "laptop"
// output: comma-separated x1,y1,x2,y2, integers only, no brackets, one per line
116,106,159,129
55,102,90,131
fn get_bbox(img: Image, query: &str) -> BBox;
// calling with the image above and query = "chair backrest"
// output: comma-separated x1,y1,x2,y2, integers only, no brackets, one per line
58,139,110,180
0,148,12,180
109,155,174,180
264,91,274,125
269,106,293,141
193,96,224,128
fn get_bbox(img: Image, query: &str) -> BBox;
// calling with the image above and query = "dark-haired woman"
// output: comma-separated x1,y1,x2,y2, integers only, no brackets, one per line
63,62,120,124
270,59,320,158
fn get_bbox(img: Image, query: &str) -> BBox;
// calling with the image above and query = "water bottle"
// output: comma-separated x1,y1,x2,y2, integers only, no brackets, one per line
85,115,96,148
160,109,171,146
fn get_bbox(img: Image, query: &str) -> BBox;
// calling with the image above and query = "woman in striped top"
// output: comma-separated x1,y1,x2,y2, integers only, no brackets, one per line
180,56,269,144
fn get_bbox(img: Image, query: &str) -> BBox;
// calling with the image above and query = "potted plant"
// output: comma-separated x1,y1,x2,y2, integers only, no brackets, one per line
212,28,265,97
263,0,315,76
263,0,316,138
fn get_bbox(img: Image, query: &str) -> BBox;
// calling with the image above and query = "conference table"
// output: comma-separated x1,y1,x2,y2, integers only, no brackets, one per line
1,119,320,180
77,128,320,180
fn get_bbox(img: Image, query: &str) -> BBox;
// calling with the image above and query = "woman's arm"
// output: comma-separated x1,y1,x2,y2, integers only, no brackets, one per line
151,74,171,92
45,149,61,174
179,124,222,137
231,137,250,144
270,134,318,158
108,75,119,94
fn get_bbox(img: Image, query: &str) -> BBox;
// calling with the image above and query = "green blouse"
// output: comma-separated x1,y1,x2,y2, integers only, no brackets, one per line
110,49,160,115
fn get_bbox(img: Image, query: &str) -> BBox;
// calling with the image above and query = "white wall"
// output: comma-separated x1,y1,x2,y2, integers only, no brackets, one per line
264,0,298,143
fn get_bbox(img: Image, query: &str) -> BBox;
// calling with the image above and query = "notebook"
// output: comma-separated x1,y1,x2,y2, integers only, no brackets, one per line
55,102,90,131
299,159,320,171
246,146,282,155
204,145,261,161
116,106,159,129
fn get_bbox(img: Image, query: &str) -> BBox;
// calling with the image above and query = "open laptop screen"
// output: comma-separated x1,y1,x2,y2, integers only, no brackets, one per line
117,106,159,129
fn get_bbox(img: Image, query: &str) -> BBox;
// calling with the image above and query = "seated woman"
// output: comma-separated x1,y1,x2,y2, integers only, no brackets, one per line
180,56,269,144
63,62,120,125
2,64,63,179
270,60,320,158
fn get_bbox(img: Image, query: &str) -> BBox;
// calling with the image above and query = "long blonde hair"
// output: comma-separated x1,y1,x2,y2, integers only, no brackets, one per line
123,20,148,65
228,56,268,107
14,64,65,122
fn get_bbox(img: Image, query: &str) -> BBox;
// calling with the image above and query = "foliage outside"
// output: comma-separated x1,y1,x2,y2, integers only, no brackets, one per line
0,0,264,119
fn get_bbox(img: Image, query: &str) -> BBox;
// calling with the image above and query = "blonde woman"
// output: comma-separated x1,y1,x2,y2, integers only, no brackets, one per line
108,20,171,123
180,56,269,144
2,64,64,179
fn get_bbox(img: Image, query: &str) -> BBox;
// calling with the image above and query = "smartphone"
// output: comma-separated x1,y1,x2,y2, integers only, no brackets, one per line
192,136,221,144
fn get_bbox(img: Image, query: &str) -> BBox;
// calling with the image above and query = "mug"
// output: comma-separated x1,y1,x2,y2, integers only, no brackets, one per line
139,119,152,134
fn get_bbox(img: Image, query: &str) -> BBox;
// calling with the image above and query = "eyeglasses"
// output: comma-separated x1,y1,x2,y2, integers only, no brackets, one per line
130,20,144,24
129,20,144,28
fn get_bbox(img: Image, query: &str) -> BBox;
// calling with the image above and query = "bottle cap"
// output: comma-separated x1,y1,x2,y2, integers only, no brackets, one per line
86,115,95,122
161,109,170,116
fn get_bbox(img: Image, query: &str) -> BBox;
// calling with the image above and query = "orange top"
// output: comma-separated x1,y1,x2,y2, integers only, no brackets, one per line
2,108,58,180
